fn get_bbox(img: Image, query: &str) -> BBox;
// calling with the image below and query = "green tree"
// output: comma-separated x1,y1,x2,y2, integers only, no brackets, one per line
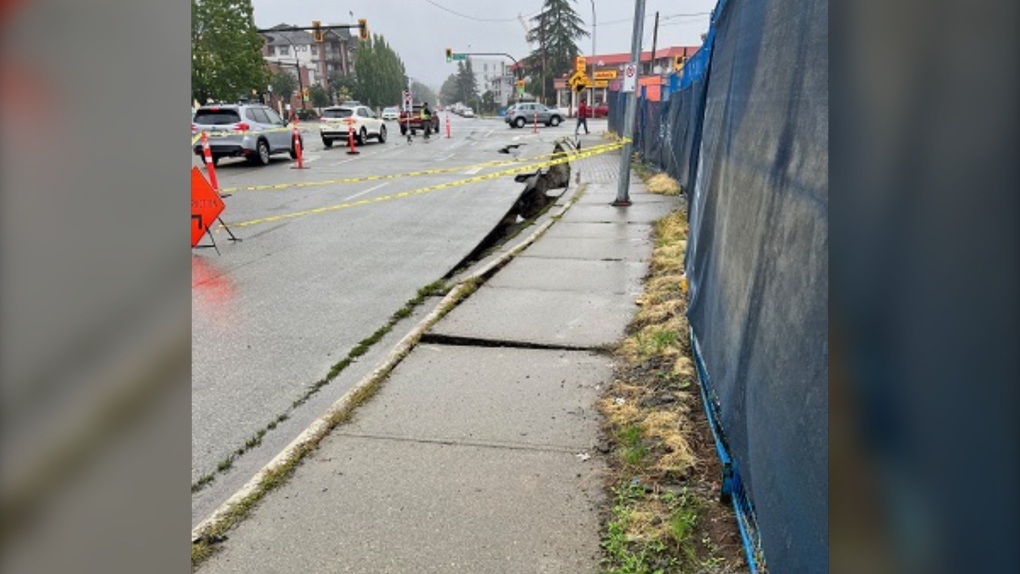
269,70,297,104
327,71,355,104
456,60,478,105
439,73,459,106
411,80,438,107
481,90,497,114
525,0,589,102
308,84,330,108
192,0,268,103
352,34,408,108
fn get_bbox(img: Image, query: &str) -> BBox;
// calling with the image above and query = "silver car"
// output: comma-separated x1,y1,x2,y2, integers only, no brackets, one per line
192,103,300,166
504,102,564,128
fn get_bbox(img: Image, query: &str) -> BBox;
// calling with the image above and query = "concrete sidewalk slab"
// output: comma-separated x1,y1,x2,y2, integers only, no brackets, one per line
561,201,678,224
520,236,653,262
202,437,604,574
342,346,609,450
542,222,654,240
487,258,648,296
430,287,636,349
200,347,609,574
578,182,675,204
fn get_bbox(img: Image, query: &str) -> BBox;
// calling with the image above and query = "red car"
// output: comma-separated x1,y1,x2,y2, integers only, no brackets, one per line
581,102,609,118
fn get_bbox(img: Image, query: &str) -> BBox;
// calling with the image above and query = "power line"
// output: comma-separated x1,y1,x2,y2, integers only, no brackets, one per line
599,11,711,27
418,0,539,23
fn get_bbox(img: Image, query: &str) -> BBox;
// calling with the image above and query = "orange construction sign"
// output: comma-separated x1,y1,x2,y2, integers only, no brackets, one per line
192,166,225,247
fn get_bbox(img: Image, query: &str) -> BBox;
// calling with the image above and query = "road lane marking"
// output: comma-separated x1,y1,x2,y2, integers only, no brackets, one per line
462,167,483,175
344,181,390,201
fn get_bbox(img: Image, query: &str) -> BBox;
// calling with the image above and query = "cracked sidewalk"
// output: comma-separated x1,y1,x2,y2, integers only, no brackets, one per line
197,138,682,574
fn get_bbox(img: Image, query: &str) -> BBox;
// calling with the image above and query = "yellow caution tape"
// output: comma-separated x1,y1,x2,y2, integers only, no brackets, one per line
217,141,624,230
216,140,627,193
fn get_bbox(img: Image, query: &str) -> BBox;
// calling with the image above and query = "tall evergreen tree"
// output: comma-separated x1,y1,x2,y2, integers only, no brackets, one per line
456,60,479,105
525,0,589,102
352,33,408,108
439,74,459,106
192,0,268,103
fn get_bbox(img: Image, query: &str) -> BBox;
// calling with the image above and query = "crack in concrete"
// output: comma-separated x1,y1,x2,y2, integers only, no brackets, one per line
328,430,590,455
419,333,604,353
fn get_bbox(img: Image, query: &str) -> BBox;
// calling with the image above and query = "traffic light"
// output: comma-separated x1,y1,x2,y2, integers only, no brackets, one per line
445,48,452,63
358,18,368,41
312,20,323,43
302,87,309,101
673,55,686,72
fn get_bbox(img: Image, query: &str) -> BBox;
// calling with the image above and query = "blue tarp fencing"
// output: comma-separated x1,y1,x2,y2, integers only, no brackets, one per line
607,0,828,572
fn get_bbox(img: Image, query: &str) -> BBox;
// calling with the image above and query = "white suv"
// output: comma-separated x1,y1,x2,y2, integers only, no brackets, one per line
320,105,387,147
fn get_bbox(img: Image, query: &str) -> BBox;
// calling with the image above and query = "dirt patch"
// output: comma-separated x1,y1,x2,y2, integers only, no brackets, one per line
596,208,748,573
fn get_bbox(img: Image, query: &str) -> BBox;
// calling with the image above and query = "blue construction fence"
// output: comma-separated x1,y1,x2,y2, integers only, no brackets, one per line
608,0,828,572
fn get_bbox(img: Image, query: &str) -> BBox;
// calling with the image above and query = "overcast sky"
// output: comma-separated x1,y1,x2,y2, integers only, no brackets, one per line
251,0,717,89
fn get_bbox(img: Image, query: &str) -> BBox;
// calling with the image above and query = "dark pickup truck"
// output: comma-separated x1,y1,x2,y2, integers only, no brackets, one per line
398,104,441,136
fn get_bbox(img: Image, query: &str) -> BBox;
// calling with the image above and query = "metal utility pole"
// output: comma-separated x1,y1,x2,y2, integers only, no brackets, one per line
650,11,659,75
540,17,547,104
614,0,646,207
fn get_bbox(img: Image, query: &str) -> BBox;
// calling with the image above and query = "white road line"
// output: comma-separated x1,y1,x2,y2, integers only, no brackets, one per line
344,181,390,201
512,135,522,141
462,167,483,175
484,130,494,138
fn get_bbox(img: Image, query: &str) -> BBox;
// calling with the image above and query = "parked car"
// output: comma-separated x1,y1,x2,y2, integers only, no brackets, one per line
461,108,475,118
579,102,609,118
319,104,387,147
381,106,400,121
191,103,300,166
398,104,441,136
504,102,564,128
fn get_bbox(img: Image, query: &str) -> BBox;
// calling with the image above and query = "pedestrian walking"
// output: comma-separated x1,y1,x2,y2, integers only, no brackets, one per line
576,100,590,135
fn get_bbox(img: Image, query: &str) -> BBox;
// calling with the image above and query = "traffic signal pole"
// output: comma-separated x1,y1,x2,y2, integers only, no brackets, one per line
614,0,646,207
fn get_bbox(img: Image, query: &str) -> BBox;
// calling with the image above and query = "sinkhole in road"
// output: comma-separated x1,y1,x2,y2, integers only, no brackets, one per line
444,141,574,278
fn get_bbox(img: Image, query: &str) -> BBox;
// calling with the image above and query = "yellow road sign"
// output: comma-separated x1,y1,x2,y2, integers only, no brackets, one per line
594,70,617,80
575,56,586,73
594,80,608,88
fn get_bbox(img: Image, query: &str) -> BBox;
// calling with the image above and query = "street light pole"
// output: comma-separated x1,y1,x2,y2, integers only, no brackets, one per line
614,0,646,206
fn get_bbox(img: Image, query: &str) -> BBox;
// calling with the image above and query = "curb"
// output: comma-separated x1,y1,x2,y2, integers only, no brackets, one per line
191,177,590,545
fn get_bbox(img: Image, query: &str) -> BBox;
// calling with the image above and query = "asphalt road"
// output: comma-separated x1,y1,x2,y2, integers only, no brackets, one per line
192,114,604,525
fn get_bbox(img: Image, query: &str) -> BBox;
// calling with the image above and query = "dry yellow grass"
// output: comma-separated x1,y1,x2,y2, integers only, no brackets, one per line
628,506,671,541
673,356,695,378
635,299,685,325
646,173,682,196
